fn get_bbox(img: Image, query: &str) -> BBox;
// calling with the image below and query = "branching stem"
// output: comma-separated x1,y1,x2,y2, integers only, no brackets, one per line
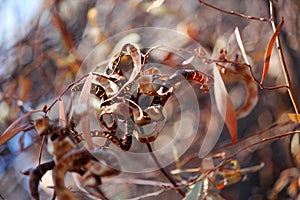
198,0,271,22
269,1,299,115
146,143,185,198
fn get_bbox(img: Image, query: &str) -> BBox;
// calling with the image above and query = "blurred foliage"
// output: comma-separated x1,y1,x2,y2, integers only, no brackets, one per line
0,0,300,199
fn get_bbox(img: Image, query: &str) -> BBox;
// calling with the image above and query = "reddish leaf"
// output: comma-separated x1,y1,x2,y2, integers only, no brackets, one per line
213,66,237,144
260,19,284,84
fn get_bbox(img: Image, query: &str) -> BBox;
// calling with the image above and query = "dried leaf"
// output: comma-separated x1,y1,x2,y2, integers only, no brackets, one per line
234,27,249,64
18,75,32,101
79,73,94,150
147,0,165,12
0,101,10,122
58,99,66,127
19,133,25,151
101,44,142,105
0,109,43,145
260,19,284,84
34,117,50,135
2,109,42,137
199,67,237,158
288,113,300,123
213,66,237,144
269,168,300,200
126,44,142,84
182,56,195,65
199,107,224,158
0,123,29,146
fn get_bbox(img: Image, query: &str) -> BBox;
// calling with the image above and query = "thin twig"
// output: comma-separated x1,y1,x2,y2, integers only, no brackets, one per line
146,143,185,198
198,0,271,22
0,123,32,146
214,60,289,90
105,178,173,187
38,136,47,165
178,152,200,167
269,1,299,115
226,130,300,160
45,74,89,112
210,119,292,156
124,189,165,200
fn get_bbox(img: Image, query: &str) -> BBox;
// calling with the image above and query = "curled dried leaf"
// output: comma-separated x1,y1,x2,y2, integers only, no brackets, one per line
138,75,158,95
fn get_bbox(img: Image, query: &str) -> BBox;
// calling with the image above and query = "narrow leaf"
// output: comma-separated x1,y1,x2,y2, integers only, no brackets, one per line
288,113,300,123
184,181,203,200
199,107,224,158
182,56,195,65
260,19,284,84
213,66,237,144
2,110,42,136
79,73,94,150
58,99,66,127
0,123,29,146
18,75,32,101
199,67,237,158
147,0,165,12
234,27,249,64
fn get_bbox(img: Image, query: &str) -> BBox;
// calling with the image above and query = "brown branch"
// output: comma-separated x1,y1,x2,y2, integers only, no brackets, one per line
226,130,300,160
48,1,81,73
210,119,292,156
213,60,289,90
126,189,165,200
269,1,299,115
49,2,76,53
45,74,88,112
146,143,185,198
38,136,47,165
198,0,271,22
106,178,173,187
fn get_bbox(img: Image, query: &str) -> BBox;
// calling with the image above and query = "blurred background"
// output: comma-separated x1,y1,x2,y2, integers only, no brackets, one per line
0,0,300,199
